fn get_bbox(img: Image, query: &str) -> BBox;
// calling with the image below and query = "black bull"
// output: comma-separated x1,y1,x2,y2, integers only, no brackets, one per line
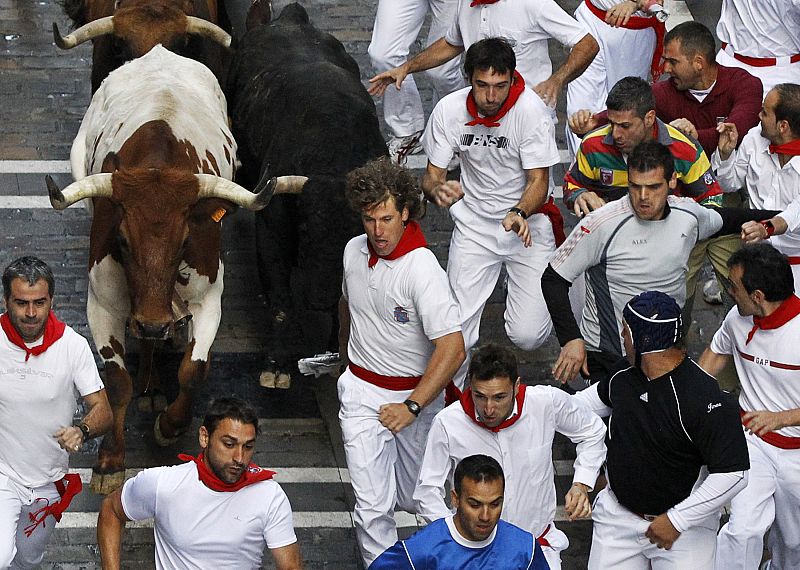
226,2,387,382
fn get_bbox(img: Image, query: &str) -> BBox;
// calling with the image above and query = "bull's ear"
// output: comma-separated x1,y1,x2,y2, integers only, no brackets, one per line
245,0,272,31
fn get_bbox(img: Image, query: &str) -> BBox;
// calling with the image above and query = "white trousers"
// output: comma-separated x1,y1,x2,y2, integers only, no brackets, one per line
716,431,800,570
588,487,717,570
565,1,656,157
338,369,443,567
0,473,61,569
447,201,555,388
369,0,464,137
716,48,800,101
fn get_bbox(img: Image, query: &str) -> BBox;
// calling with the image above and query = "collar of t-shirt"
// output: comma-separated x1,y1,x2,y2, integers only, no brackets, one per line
746,294,800,344
460,386,526,432
445,514,498,548
465,71,526,128
0,311,66,362
178,453,275,492
367,220,427,268
688,80,716,103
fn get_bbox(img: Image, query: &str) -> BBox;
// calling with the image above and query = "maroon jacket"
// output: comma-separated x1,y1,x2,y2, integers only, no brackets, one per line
652,65,762,153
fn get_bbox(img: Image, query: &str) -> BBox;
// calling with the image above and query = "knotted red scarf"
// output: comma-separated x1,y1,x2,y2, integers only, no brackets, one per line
768,139,800,157
470,0,500,6
0,311,65,361
367,220,427,268
465,71,526,128
460,386,526,432
178,453,275,492
24,473,82,536
746,295,800,345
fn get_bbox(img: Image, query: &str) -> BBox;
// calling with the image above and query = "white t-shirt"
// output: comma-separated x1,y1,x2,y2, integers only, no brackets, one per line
414,385,606,537
445,0,588,87
716,0,800,57
342,236,461,376
711,306,800,438
121,461,297,569
423,86,560,220
0,324,103,488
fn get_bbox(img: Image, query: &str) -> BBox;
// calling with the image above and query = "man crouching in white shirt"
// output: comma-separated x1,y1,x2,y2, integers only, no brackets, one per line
97,397,302,570
414,343,606,569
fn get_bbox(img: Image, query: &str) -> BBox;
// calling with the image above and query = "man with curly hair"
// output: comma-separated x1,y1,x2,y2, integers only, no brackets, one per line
339,158,466,567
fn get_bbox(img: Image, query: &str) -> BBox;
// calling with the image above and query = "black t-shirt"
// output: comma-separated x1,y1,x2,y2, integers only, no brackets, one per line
598,357,750,515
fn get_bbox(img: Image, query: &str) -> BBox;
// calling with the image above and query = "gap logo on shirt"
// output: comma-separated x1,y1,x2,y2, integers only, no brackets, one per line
460,134,510,149
393,306,410,324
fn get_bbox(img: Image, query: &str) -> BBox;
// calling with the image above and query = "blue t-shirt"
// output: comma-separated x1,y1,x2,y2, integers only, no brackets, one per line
369,517,549,570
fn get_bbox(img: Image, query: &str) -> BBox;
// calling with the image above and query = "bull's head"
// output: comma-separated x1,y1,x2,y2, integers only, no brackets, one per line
46,170,306,340
52,0,231,59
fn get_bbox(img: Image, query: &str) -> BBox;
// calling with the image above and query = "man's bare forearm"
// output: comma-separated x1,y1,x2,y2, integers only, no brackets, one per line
551,34,599,85
97,491,127,570
406,38,464,75
516,168,550,214
408,331,465,408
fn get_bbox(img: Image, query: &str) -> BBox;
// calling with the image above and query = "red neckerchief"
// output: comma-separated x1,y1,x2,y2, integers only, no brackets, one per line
465,71,525,128
367,220,427,268
178,453,275,492
0,311,66,362
768,139,800,157
460,386,526,432
24,473,82,536
470,0,500,6
746,295,800,345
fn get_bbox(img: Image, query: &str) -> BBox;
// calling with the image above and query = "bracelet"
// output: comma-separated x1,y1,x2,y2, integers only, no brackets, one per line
508,207,528,219
760,220,775,237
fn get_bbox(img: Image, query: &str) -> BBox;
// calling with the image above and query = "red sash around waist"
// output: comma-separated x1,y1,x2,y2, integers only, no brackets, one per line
721,42,800,67
349,362,421,391
740,409,800,449
786,256,800,265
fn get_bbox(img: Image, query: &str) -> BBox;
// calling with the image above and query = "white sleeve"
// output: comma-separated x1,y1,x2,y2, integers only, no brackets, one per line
444,5,464,47
519,97,560,170
70,332,104,397
413,416,457,523
710,131,753,193
531,0,591,47
710,308,737,356
263,484,298,550
571,384,612,418
412,253,461,341
120,468,161,521
548,208,610,283
778,197,800,233
550,388,607,490
667,470,748,532
686,200,724,241
422,102,456,170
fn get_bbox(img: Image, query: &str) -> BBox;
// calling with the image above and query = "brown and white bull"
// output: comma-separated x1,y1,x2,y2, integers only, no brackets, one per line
47,45,305,493
56,0,232,92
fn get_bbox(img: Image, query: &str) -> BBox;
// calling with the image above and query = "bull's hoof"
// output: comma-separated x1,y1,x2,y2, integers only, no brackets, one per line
137,391,168,414
153,413,182,447
259,370,291,389
90,470,126,495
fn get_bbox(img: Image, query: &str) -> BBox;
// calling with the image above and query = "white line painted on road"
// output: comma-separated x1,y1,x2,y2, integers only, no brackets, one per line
0,196,55,209
0,160,71,173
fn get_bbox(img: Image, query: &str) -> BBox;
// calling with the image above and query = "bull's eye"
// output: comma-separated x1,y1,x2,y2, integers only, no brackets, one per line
117,236,131,257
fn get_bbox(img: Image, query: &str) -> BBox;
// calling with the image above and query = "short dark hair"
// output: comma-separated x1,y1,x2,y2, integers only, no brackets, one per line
467,343,518,384
463,37,516,81
664,21,716,62
773,83,800,137
607,76,656,119
202,397,260,436
2,256,55,299
727,243,794,301
453,454,505,496
628,140,675,182
345,157,423,219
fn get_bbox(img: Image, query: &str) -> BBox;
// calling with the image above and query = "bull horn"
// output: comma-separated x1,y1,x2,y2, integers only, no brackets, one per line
46,173,114,210
185,17,232,48
272,176,308,195
52,17,114,50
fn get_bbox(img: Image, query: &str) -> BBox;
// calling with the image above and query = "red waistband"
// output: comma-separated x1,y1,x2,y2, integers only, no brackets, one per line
740,409,800,449
537,524,551,548
721,42,800,67
348,363,421,391
585,0,655,29
786,256,800,265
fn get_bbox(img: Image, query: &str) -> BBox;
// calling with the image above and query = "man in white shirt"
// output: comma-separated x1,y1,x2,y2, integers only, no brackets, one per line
368,0,598,110
416,38,563,387
715,0,800,97
97,397,302,570
0,255,111,569
414,343,606,569
716,83,800,286
338,158,466,567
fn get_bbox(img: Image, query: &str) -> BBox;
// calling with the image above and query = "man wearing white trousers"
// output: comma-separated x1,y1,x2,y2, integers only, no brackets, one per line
421,38,562,388
368,0,464,163
715,0,800,99
339,158,466,568
700,243,800,570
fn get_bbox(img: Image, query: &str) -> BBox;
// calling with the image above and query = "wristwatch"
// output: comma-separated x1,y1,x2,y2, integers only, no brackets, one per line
76,422,91,443
507,207,528,219
403,399,422,417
